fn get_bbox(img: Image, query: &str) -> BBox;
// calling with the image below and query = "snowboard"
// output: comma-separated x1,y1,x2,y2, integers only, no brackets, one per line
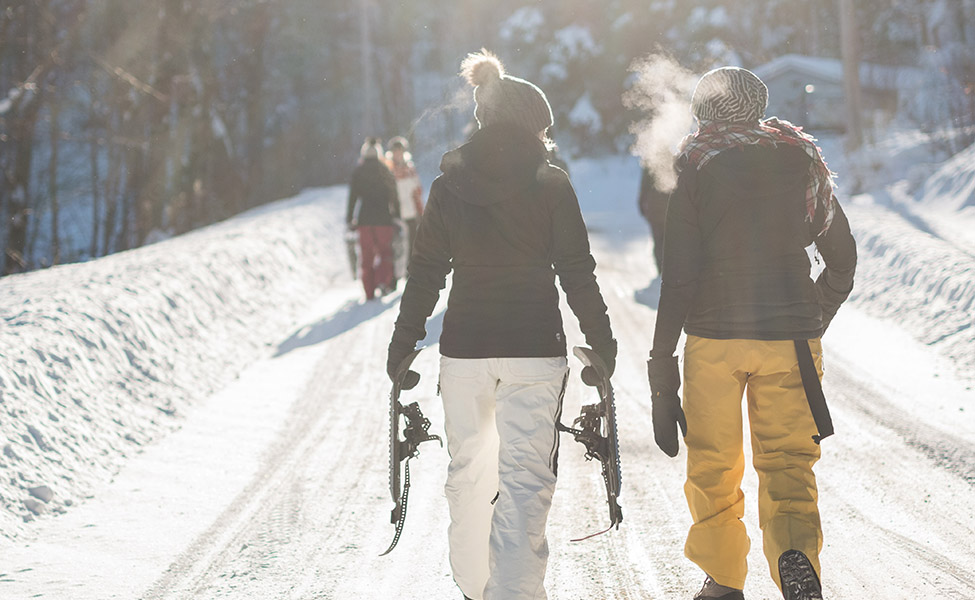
559,345,623,539
345,229,358,280
381,348,441,556
391,219,409,281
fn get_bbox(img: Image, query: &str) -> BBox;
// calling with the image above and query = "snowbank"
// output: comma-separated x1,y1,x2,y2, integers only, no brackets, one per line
0,188,347,538
919,141,975,213
844,196,975,378
908,140,975,249
813,134,975,380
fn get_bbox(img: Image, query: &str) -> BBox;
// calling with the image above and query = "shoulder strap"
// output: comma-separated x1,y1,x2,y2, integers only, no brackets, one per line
794,339,833,444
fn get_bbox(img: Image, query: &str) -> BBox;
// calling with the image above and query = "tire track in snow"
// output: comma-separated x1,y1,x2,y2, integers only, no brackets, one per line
816,365,975,598
828,364,975,486
143,291,460,599
142,295,409,599
548,238,702,600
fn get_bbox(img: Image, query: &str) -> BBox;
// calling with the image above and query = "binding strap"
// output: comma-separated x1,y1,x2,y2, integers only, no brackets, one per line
794,339,833,444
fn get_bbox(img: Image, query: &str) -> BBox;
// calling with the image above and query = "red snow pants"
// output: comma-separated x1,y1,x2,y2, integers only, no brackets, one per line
358,225,394,300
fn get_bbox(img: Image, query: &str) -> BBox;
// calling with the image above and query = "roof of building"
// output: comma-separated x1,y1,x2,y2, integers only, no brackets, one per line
752,54,924,91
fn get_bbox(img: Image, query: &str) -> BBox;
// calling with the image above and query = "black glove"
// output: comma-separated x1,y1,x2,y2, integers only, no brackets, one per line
387,340,420,390
647,353,687,457
581,339,617,387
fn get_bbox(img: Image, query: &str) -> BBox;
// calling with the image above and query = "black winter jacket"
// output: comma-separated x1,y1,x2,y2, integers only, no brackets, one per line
391,124,614,359
346,158,398,227
652,144,857,357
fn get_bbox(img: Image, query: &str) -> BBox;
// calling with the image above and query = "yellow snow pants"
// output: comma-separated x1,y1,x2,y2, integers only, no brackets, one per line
682,335,824,591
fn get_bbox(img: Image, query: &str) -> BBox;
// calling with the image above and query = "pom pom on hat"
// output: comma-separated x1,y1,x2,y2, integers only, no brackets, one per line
461,49,504,88
360,136,383,159
460,49,553,135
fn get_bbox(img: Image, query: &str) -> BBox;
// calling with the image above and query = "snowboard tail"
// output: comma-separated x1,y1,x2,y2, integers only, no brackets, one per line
558,346,623,539
345,229,358,280
381,348,441,556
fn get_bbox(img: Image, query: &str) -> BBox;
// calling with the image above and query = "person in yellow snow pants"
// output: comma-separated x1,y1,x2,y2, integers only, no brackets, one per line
682,336,823,591
646,66,857,600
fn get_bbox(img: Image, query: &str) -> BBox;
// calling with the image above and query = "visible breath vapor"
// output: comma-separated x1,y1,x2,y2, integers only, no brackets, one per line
624,54,699,194
407,86,472,142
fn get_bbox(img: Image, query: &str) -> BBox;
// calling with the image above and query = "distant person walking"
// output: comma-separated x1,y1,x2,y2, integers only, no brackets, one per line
647,67,856,600
386,50,615,600
638,167,670,275
347,137,398,300
386,136,424,283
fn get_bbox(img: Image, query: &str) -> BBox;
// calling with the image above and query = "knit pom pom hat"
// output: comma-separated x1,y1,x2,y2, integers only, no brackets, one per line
460,49,554,135
691,66,768,123
360,136,383,159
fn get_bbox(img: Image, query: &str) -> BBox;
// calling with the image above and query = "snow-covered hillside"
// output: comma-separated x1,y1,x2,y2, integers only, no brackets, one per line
845,197,975,374
0,191,348,538
830,134,975,376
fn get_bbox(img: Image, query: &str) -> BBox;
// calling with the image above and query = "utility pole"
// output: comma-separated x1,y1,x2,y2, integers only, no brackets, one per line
839,0,863,150
359,0,376,136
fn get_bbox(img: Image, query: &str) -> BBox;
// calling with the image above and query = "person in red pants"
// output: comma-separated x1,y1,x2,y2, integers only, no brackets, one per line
347,137,399,300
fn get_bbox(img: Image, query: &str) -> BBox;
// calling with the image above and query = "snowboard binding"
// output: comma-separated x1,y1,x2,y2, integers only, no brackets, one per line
558,346,623,541
381,348,441,556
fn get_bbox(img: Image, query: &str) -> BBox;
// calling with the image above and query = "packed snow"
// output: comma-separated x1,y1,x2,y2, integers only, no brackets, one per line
824,133,975,375
1,131,974,599
0,192,348,538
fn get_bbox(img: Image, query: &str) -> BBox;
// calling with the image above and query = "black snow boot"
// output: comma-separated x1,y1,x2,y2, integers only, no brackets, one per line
693,575,744,600
778,550,823,600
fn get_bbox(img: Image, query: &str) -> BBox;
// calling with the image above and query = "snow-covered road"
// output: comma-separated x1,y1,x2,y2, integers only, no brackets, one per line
3,160,975,599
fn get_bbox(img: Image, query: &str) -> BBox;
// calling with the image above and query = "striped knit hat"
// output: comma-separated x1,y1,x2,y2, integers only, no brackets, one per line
461,50,554,135
691,67,768,123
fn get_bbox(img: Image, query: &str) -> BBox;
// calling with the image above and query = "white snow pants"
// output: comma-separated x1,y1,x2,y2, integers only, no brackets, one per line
439,356,568,600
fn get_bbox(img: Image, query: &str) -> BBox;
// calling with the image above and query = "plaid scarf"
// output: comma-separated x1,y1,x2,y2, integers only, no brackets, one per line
676,118,836,235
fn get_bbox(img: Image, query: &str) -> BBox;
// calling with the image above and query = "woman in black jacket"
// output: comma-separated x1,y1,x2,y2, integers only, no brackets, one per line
647,67,857,600
387,50,615,600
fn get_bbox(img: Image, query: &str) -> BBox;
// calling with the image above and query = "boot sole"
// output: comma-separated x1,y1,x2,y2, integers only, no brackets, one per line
779,550,823,600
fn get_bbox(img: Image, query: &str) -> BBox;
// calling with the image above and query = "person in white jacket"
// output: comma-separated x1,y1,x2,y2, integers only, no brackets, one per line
387,136,424,282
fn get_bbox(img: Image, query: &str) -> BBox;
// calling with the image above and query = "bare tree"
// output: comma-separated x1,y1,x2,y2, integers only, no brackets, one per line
839,0,863,150
2,2,48,275
135,0,183,243
48,85,61,265
87,71,102,258
359,0,377,135
243,2,271,208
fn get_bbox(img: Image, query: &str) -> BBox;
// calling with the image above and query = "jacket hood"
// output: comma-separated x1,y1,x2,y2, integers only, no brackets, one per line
439,124,548,206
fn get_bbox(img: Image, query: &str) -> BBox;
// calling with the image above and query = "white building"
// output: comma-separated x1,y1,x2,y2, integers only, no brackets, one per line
752,54,923,132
